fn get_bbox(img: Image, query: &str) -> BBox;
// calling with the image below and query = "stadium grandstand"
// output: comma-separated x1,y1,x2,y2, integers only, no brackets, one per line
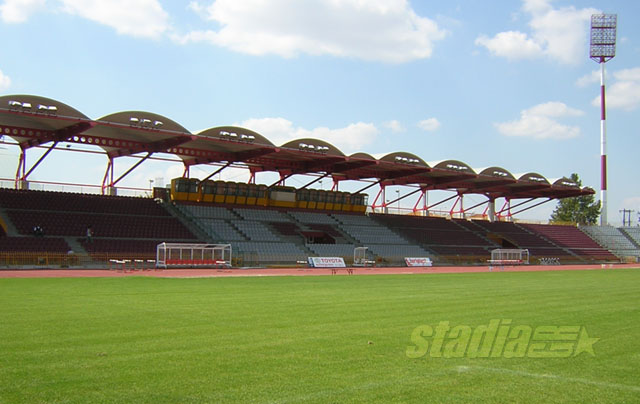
1,94,639,268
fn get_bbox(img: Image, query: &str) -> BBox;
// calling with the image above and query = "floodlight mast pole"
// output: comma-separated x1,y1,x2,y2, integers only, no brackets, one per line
599,60,607,225
590,13,617,226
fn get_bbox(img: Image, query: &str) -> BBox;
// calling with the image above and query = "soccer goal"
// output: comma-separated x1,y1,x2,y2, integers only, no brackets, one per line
156,242,232,269
488,248,529,271
353,246,374,267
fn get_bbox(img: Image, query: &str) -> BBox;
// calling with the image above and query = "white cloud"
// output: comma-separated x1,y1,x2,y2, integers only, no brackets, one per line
0,0,169,38
576,69,601,88
475,0,598,64
495,101,583,140
417,117,440,132
475,31,542,61
591,67,640,111
0,69,11,91
0,0,45,23
60,0,169,38
237,117,378,153
383,120,405,133
179,0,447,63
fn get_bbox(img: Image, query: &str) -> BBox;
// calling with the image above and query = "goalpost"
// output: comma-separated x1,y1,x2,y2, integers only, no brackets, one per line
489,248,529,271
353,246,374,267
156,242,232,269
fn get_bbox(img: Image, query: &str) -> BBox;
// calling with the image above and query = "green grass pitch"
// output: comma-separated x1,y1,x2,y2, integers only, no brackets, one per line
1,269,639,403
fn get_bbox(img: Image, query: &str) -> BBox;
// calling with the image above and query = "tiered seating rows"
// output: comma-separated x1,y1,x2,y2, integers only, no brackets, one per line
306,223,343,237
471,220,556,248
199,218,245,241
522,223,617,260
307,243,356,257
0,236,70,253
581,225,639,257
80,239,160,254
7,210,195,239
621,227,640,245
373,215,494,247
269,221,302,236
234,221,282,242
0,188,169,216
289,211,338,225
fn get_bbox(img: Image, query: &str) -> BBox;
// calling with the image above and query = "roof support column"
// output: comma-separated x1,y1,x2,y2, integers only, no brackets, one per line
497,197,540,220
15,147,27,189
386,187,421,212
269,170,293,188
370,184,386,214
412,186,430,216
449,193,465,219
331,178,339,191
101,157,114,195
15,141,59,187
108,152,153,189
425,192,459,214
486,198,496,222
460,198,491,220
496,199,512,221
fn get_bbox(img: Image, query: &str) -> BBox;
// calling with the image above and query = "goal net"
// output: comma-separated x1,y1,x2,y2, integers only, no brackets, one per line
353,246,374,267
156,242,232,269
490,248,529,264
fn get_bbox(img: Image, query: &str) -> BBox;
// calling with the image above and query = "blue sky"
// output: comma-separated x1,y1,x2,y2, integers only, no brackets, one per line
0,0,639,224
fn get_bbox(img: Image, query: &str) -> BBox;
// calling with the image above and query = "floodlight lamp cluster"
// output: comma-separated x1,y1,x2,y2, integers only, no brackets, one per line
445,163,469,171
559,180,578,187
395,156,420,164
298,142,330,154
219,130,255,143
8,100,57,115
130,117,163,129
590,13,617,62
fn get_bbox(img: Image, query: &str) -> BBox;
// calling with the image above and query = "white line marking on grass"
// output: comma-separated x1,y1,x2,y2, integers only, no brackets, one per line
456,365,640,393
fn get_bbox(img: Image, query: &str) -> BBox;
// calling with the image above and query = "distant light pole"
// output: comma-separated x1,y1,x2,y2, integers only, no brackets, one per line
396,189,400,214
590,13,617,225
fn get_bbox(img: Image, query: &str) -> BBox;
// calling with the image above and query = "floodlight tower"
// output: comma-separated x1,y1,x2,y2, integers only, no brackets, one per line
590,13,617,225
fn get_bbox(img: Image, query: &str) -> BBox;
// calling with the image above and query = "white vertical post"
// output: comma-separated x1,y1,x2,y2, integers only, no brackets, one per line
600,60,608,225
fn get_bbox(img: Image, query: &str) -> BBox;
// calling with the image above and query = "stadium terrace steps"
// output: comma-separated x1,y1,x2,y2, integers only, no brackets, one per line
521,223,618,261
0,188,170,216
6,210,196,239
0,187,624,266
580,225,640,259
234,221,282,242
371,214,496,252
620,227,640,248
0,189,199,262
0,236,71,253
307,243,358,258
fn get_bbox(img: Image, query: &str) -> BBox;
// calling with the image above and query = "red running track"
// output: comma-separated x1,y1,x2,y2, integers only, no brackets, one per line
0,264,637,278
